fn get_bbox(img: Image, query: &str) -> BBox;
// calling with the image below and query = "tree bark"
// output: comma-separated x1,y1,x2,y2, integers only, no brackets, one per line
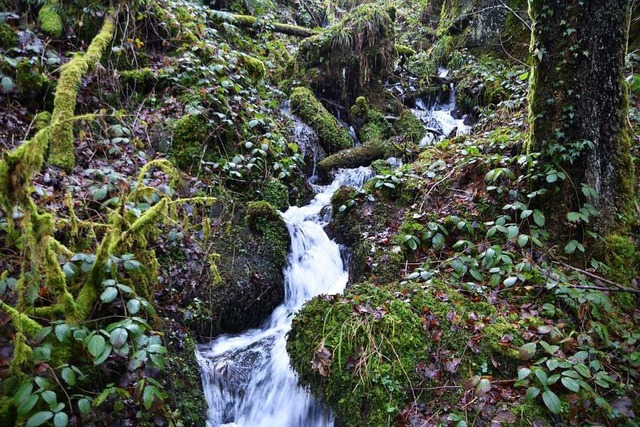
527,0,635,237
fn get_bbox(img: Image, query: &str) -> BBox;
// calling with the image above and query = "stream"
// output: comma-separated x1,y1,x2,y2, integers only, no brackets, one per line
196,167,374,427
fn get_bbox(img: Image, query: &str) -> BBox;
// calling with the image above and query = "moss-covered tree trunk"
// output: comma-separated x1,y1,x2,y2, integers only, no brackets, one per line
527,0,635,237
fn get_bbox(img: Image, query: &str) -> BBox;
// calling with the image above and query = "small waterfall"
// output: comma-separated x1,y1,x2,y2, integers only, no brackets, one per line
197,167,374,427
411,68,472,146
280,100,327,177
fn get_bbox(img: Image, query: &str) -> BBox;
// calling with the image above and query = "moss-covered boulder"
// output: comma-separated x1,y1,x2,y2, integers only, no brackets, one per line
292,4,397,104
185,201,291,339
38,2,63,38
290,87,352,155
261,178,290,211
0,21,17,49
171,114,210,172
287,281,523,426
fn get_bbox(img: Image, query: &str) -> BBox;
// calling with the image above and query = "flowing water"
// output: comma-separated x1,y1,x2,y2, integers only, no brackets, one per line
412,82,472,147
196,167,374,427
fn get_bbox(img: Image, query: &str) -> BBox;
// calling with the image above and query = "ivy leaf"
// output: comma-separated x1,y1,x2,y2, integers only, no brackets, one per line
123,259,143,272
542,389,562,414
14,383,34,405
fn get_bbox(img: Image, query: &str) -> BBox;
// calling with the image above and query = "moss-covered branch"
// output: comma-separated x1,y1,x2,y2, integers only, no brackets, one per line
318,143,390,178
48,12,116,171
209,10,318,37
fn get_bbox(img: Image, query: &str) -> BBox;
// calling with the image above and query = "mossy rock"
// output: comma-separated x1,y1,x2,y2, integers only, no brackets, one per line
245,201,290,264
395,109,426,144
291,4,397,104
0,21,17,49
15,60,49,94
238,53,266,82
166,335,208,424
261,179,289,211
119,68,157,92
184,201,291,339
290,87,352,155
38,3,63,38
171,114,210,172
287,281,523,426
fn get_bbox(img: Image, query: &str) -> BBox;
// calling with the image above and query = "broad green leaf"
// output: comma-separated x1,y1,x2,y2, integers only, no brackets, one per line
533,210,545,227
87,335,106,358
26,411,54,427
54,412,69,427
110,328,128,348
574,363,591,378
94,345,112,365
18,394,39,416
61,367,76,386
14,382,34,405
519,342,536,361
517,234,529,247
100,287,118,304
525,386,540,400
517,367,531,380
143,386,156,409
542,389,561,414
503,276,517,287
534,369,548,386
539,340,560,355
475,379,492,396
78,398,91,416
561,377,580,392
41,390,57,405
55,324,71,342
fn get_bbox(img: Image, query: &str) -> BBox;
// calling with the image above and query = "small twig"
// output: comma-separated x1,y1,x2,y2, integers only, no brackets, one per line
555,261,638,292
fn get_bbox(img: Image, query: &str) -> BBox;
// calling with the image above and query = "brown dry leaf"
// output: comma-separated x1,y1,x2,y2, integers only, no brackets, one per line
311,341,332,377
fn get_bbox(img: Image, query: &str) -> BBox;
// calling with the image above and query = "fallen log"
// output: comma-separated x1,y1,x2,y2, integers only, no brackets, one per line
209,10,318,38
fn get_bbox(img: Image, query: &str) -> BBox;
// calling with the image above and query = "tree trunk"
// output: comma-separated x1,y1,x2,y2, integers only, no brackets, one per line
527,0,635,238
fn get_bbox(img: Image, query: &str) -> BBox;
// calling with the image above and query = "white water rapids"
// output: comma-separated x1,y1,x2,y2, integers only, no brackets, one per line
196,167,373,427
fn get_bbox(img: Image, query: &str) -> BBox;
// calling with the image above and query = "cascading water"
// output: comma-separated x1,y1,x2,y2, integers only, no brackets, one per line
196,167,374,427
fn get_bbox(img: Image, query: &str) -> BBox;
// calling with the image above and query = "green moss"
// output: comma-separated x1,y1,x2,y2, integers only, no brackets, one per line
0,396,16,426
33,111,51,132
290,87,352,154
599,234,638,285
167,336,208,425
318,142,388,175
119,67,156,91
15,60,48,94
171,114,210,171
395,44,416,57
350,96,369,120
238,53,266,82
245,201,290,260
261,179,289,211
395,109,426,144
38,3,63,38
291,4,396,103
0,21,18,49
49,13,115,172
288,281,520,426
